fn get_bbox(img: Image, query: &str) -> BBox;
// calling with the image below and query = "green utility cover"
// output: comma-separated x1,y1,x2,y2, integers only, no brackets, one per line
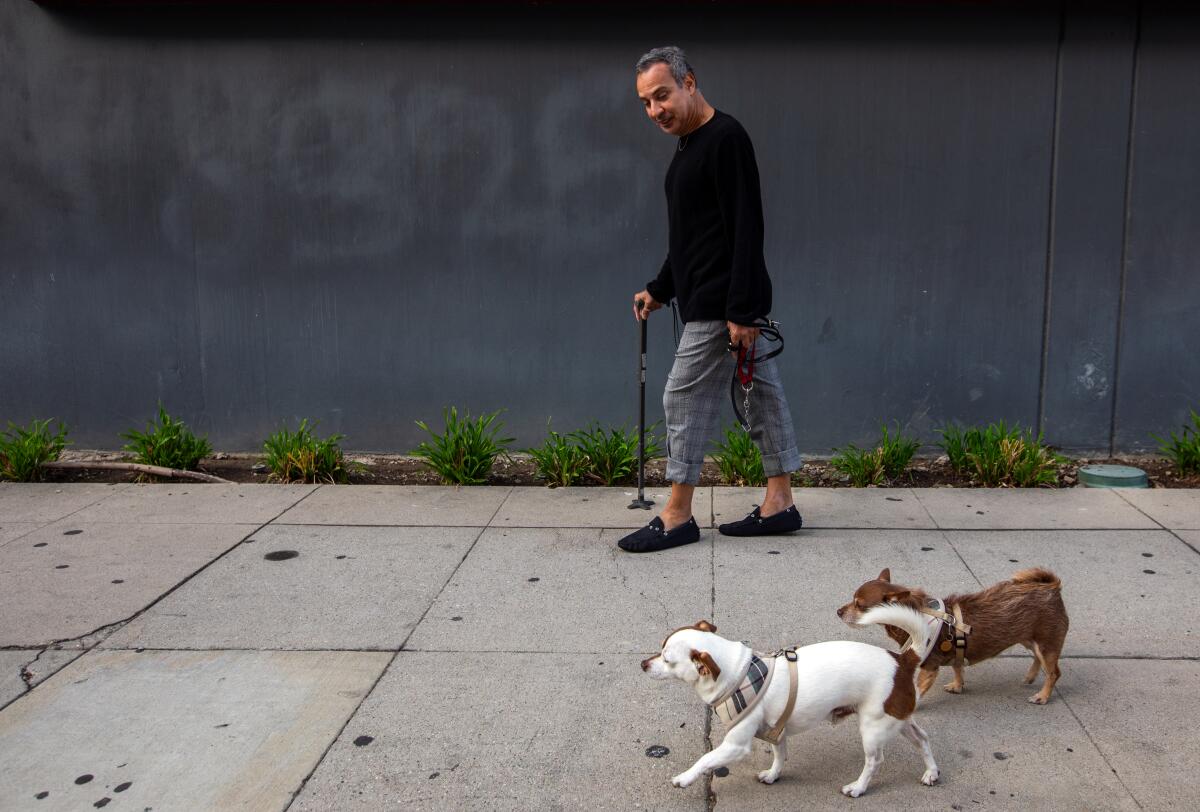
1078,464,1149,488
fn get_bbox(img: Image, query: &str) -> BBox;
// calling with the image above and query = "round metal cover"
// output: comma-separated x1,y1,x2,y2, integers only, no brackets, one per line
1078,464,1148,488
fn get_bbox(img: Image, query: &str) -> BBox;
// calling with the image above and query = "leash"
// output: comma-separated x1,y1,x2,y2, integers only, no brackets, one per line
728,319,784,432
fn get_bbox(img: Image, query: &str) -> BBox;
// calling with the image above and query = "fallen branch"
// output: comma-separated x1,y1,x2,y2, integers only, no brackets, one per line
41,461,233,484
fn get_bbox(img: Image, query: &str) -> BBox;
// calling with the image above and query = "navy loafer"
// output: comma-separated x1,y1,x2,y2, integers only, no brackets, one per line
718,505,803,537
617,516,701,553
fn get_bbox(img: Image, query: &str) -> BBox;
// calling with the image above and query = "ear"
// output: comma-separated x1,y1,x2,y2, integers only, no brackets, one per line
878,568,891,582
690,649,722,680
694,620,717,633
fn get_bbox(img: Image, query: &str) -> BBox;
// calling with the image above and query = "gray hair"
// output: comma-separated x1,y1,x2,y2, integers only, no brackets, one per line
634,46,695,87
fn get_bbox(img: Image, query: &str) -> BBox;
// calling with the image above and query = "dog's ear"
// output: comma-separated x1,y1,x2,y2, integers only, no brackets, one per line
695,620,717,633
690,649,722,680
878,568,891,582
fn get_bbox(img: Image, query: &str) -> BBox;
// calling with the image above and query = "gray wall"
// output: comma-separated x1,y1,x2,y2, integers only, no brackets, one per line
2,0,1197,455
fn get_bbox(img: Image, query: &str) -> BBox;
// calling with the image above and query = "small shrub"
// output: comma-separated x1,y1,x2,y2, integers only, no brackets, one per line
938,423,971,472
0,419,69,482
831,423,918,487
571,423,662,486
526,426,589,488
830,444,886,487
122,405,212,471
414,407,513,485
711,424,766,486
876,423,920,479
937,421,1061,487
263,420,350,483
1153,410,1200,475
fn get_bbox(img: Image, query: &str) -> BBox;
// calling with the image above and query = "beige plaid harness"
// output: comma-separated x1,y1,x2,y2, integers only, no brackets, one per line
710,648,799,745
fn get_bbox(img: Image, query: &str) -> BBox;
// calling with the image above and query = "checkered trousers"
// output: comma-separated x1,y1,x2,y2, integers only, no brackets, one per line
663,320,801,485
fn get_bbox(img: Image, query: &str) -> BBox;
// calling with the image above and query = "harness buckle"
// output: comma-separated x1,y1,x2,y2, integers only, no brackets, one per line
784,648,798,662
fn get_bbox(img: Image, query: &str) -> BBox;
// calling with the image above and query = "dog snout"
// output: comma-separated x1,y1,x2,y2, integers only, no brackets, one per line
836,605,845,618
641,656,655,672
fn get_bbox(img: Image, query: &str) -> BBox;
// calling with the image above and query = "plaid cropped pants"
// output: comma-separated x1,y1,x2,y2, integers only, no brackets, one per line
663,320,802,485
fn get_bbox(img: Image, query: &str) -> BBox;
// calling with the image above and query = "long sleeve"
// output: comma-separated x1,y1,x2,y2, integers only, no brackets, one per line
714,129,771,325
646,254,675,304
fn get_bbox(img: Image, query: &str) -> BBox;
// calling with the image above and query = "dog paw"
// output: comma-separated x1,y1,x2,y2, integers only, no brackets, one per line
943,683,963,694
921,769,940,786
1028,693,1049,705
841,783,866,798
671,772,696,789
757,770,779,785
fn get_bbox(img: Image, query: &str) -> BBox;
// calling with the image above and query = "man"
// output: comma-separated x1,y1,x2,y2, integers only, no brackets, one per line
618,46,803,554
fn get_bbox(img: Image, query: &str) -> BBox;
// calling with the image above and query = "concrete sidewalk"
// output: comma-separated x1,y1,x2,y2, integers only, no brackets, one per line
1,483,1197,811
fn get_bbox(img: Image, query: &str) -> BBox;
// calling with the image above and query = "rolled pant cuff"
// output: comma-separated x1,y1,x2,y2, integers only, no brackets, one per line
665,455,705,486
761,446,802,478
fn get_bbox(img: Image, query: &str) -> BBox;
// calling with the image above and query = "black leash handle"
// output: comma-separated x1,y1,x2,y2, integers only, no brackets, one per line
730,319,784,432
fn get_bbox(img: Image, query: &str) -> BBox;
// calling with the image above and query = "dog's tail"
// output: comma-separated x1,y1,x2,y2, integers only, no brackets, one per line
855,603,930,662
1011,568,1062,590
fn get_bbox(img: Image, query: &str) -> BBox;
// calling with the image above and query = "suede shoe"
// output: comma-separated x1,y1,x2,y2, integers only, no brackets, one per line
617,516,701,553
718,505,803,537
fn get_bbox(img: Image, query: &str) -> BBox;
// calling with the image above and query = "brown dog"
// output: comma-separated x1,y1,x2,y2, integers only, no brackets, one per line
837,568,1069,704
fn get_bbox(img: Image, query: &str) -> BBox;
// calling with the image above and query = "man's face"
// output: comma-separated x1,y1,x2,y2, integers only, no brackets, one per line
636,62,695,136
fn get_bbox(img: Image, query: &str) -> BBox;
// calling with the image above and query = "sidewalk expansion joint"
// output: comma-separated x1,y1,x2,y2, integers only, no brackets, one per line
1111,490,1200,557
285,497,509,809
283,650,400,811
939,530,985,588
1057,686,1144,809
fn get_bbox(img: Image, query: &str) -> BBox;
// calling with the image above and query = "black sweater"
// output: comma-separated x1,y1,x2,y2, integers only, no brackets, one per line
645,110,772,325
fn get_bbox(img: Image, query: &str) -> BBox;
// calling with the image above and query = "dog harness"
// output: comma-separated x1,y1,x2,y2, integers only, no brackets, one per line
916,598,972,667
710,648,799,745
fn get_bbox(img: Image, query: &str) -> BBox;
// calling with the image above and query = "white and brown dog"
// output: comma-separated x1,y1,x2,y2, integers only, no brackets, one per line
641,606,939,797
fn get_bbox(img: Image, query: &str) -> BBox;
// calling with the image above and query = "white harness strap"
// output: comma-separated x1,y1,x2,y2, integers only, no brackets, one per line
915,598,971,666
906,598,947,662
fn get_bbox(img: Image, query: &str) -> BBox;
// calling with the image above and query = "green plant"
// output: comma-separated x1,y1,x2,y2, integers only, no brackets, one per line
830,423,919,487
121,405,212,471
711,424,766,486
1152,410,1200,475
937,421,1061,487
263,420,351,483
876,423,920,479
0,419,69,482
830,444,886,487
571,422,662,486
414,407,514,485
937,423,972,472
526,425,589,487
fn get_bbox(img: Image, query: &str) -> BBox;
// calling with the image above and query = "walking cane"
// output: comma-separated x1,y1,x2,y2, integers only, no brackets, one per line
629,300,654,510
